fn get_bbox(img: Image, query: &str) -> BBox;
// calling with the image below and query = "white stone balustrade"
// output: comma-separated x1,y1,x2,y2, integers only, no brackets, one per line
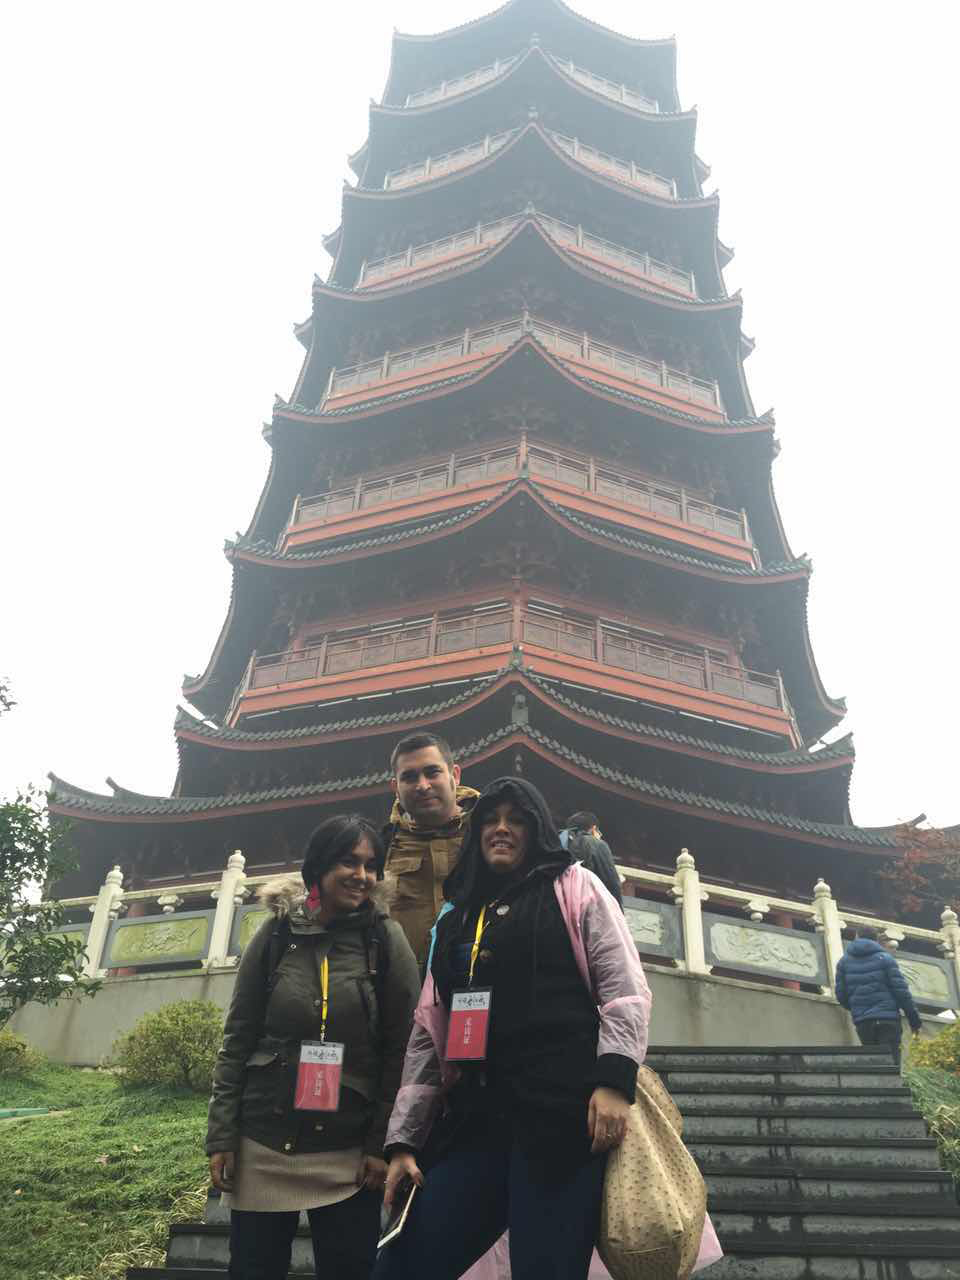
206,850,248,970
49,849,960,1017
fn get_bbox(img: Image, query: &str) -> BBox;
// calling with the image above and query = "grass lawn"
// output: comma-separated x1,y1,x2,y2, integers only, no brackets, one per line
0,1062,208,1280
905,1065,960,1185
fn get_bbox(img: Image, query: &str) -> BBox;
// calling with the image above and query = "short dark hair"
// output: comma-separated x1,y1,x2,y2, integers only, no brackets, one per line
856,924,880,942
567,811,598,831
302,813,385,885
390,732,455,774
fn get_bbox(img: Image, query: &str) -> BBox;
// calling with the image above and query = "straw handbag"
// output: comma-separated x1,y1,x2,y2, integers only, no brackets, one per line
597,1066,707,1280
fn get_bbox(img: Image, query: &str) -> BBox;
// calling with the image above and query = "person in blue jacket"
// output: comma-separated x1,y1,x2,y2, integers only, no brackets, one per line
835,925,922,1066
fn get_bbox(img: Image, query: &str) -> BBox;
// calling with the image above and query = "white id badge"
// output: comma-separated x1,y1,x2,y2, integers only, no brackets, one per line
445,989,492,1061
294,1040,344,1111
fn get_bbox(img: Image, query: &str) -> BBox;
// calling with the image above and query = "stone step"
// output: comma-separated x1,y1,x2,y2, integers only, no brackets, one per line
688,1135,944,1173
683,1109,928,1140
710,1202,960,1248
702,1167,956,1209
704,1244,960,1279
647,1047,897,1070
165,1223,316,1272
658,1067,902,1089
672,1087,916,1114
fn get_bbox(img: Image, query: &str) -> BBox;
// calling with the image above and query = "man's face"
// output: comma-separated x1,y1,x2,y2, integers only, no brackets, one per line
392,747,461,827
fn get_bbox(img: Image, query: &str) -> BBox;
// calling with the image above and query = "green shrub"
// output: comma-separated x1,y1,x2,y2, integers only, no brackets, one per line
907,1020,960,1074
0,1027,42,1074
111,1000,224,1092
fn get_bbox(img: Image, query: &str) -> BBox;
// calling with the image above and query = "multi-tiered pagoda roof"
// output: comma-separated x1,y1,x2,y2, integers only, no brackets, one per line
49,0,951,918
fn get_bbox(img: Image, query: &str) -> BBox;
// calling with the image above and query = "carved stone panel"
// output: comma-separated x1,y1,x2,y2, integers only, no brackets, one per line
702,911,828,986
896,952,960,1009
230,906,273,956
103,911,213,967
46,924,91,966
623,897,682,961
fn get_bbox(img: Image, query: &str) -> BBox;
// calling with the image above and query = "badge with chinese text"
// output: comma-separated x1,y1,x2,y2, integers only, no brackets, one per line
294,1040,344,1111
445,989,492,1061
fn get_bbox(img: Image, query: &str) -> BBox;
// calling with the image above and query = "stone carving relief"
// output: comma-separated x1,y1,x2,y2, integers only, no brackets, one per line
109,917,211,965
898,958,951,1005
708,921,821,980
626,910,664,947
236,909,271,953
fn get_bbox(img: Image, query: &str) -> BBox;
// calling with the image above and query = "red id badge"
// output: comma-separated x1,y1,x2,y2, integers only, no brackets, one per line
445,988,492,1061
294,1041,344,1111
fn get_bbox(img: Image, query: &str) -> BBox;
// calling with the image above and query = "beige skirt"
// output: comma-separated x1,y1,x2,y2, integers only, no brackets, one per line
223,1137,364,1212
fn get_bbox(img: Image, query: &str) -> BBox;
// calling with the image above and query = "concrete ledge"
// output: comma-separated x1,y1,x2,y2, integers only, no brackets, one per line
9,965,948,1066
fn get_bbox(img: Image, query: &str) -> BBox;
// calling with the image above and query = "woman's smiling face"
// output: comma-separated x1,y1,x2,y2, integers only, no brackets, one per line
479,800,530,875
317,834,378,914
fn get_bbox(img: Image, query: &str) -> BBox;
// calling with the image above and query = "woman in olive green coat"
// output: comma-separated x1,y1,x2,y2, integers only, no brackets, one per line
207,814,420,1280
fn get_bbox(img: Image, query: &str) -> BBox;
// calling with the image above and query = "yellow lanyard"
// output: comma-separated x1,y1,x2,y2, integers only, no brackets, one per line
468,906,488,986
319,955,329,1042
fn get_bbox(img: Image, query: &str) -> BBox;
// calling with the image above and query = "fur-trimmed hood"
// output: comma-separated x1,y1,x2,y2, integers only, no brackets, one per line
258,873,391,922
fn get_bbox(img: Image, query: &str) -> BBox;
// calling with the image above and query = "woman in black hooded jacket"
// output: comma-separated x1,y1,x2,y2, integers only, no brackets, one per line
376,777,650,1280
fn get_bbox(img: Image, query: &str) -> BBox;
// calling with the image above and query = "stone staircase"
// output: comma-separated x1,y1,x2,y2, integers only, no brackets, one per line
128,1045,960,1280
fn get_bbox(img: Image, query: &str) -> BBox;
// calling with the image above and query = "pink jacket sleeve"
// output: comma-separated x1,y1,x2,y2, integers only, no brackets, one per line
556,864,652,1067
384,970,448,1152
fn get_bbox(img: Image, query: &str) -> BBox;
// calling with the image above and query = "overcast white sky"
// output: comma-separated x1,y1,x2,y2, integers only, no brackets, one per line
1,1,957,833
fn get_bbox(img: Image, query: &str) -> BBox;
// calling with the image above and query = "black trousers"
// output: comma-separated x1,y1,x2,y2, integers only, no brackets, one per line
229,1188,381,1280
855,1017,902,1067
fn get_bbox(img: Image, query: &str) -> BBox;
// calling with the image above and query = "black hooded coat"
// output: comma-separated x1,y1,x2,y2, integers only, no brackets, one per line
430,777,635,1165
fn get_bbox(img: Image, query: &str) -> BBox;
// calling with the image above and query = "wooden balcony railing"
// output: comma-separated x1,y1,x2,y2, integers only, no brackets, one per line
287,438,750,546
550,55,659,113
244,605,786,715
549,130,677,198
404,55,519,107
324,313,721,413
383,129,518,190
356,208,695,296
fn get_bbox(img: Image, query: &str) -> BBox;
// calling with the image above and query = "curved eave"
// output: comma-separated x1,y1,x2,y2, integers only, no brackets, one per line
382,0,679,111
46,727,892,857
205,483,835,742
360,45,697,192
325,123,724,293
313,216,735,315
174,667,855,781
227,479,809,589
278,337,771,439
305,220,748,416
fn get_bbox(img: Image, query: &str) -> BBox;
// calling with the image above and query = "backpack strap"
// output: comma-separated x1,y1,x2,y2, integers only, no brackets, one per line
263,915,292,991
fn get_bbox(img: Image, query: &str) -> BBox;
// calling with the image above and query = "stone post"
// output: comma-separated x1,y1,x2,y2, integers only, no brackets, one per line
673,849,710,974
940,906,960,998
206,851,246,969
84,866,125,978
812,878,846,994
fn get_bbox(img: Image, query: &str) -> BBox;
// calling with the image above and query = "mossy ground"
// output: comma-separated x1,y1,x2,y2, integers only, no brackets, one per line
0,1062,207,1280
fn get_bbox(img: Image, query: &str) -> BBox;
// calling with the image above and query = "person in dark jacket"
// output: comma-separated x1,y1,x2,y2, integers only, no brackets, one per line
207,814,420,1280
835,925,922,1066
558,810,623,907
378,777,651,1280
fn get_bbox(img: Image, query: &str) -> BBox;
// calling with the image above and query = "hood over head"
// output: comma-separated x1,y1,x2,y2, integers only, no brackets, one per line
442,775,570,909
847,937,885,957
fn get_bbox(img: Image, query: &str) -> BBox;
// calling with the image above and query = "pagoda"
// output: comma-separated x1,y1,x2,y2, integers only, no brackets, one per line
47,0,927,918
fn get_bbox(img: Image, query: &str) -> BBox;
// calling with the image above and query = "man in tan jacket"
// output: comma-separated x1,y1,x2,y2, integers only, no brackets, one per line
382,732,479,964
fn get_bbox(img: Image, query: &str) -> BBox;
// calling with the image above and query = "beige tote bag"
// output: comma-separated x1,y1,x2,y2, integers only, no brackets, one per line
597,1066,707,1280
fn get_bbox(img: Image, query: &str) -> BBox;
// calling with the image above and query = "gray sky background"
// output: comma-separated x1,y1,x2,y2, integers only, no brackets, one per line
2,1,957,835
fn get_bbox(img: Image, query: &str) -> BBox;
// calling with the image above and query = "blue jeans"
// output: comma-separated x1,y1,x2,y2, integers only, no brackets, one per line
376,1123,606,1280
